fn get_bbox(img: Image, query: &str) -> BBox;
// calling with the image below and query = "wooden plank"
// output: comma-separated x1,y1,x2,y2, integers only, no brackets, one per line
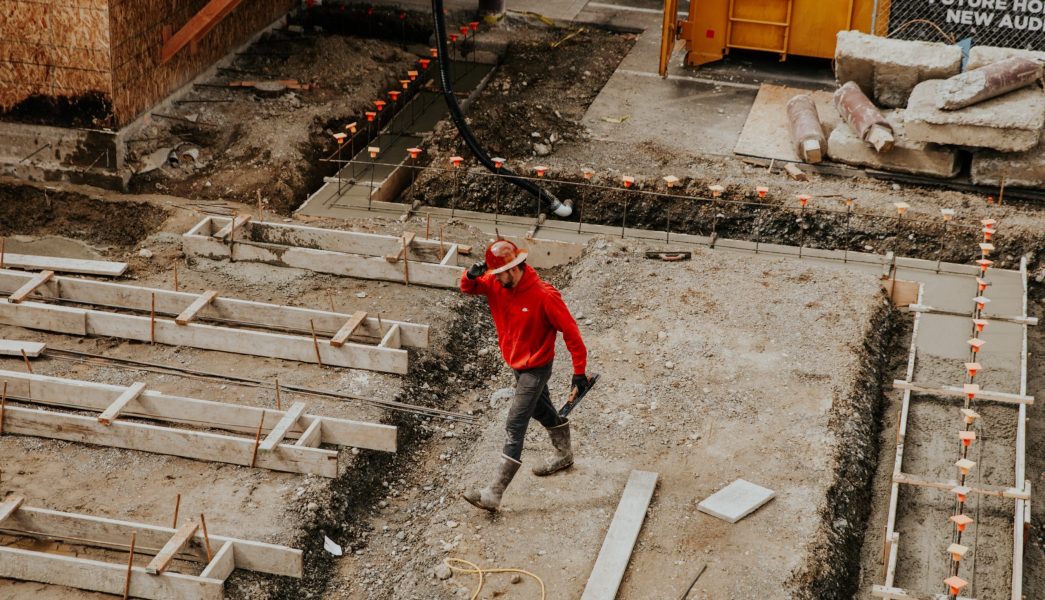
439,243,459,266
1,405,339,477
379,323,401,349
0,269,429,348
175,290,219,325
0,370,397,452
8,270,54,303
0,300,87,335
0,546,224,600
330,311,368,347
97,381,146,425
893,473,1029,500
199,542,235,581
579,470,659,600
384,232,416,263
212,214,251,239
0,494,25,523
259,402,305,452
0,253,127,276
893,379,1033,405
2,505,302,578
908,303,1038,326
0,340,45,357
295,420,323,447
871,584,974,599
146,522,200,575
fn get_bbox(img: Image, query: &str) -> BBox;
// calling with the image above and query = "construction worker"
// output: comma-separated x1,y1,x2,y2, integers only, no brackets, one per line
459,239,592,512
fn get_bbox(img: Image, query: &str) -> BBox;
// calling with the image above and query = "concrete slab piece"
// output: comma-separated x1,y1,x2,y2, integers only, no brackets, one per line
834,31,962,108
967,45,1045,71
971,129,1045,187
734,84,841,162
903,79,1045,152
827,111,960,178
698,479,775,523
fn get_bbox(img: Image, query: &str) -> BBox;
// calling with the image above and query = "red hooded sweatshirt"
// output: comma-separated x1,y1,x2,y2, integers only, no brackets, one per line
460,264,587,374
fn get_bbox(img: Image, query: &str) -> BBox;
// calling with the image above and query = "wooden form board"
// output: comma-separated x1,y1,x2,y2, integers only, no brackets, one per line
0,253,127,276
0,370,396,465
0,268,428,347
580,470,659,600
892,380,1034,405
183,217,465,288
0,502,301,599
0,340,45,357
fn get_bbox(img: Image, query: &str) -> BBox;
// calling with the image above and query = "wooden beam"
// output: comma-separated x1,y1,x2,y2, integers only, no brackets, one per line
161,0,246,63
379,323,401,349
0,269,430,348
259,402,305,452
439,243,459,266
8,270,53,303
0,370,397,452
893,379,1033,405
0,253,127,276
98,381,146,425
893,473,1029,500
579,470,659,600
908,303,1038,326
212,214,251,239
330,311,368,347
199,542,235,580
1,405,339,477
295,420,323,447
0,340,45,357
0,494,24,523
385,232,416,263
175,290,218,325
0,300,86,335
0,546,225,600
146,522,200,575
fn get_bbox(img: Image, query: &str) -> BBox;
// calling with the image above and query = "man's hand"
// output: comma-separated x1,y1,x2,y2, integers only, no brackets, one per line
571,374,591,397
467,261,487,280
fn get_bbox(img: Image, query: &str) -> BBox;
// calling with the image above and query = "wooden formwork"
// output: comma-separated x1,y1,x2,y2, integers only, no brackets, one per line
0,498,301,599
0,369,397,476
0,269,429,373
184,216,468,288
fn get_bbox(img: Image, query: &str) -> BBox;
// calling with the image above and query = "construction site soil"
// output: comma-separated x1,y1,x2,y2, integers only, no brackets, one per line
0,11,1043,600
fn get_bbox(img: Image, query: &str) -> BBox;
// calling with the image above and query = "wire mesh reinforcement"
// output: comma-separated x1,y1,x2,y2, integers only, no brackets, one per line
873,0,1045,50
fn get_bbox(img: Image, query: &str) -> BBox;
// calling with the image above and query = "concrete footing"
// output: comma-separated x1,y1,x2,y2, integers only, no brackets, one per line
834,31,962,108
828,112,961,178
971,130,1045,187
0,121,129,189
903,79,1045,152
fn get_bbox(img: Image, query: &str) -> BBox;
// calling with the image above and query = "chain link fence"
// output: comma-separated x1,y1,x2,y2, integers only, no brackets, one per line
872,0,1045,50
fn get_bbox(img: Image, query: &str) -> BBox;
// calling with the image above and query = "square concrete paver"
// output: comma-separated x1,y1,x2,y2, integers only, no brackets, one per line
698,479,776,523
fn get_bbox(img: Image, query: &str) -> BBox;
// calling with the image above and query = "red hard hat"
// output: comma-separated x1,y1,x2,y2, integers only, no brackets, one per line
485,240,528,274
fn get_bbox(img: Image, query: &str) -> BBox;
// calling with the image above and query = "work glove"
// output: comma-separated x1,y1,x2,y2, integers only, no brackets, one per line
571,374,591,397
467,261,487,280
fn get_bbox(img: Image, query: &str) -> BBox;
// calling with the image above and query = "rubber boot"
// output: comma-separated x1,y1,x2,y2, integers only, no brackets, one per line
532,419,574,476
462,454,521,512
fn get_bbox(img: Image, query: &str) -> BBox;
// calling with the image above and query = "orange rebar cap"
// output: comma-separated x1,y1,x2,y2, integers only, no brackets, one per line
485,239,528,275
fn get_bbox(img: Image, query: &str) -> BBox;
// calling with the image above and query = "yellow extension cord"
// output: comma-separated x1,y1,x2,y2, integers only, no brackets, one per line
444,557,546,600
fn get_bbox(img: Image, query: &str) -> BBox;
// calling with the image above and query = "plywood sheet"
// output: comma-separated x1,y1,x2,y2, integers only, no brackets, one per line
734,83,843,162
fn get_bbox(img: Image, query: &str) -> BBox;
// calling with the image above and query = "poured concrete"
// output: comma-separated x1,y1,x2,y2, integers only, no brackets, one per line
903,79,1045,152
971,129,1045,187
827,111,960,177
834,31,962,108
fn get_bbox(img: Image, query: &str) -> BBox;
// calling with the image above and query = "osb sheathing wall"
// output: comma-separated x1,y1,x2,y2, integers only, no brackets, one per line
0,0,294,129
0,0,114,125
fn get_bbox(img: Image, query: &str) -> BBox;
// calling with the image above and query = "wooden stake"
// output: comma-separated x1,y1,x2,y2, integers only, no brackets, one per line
199,513,213,561
425,213,431,238
150,293,156,344
250,411,266,468
998,176,1006,206
256,189,263,214
328,292,335,313
1,381,7,435
377,314,383,331
403,254,410,285
173,263,179,291
439,224,445,258
0,238,5,268
123,532,136,600
275,379,282,410
172,493,180,528
20,349,32,374
308,319,323,367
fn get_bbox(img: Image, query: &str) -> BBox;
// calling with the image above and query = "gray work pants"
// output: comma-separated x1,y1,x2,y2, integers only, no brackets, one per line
502,362,563,461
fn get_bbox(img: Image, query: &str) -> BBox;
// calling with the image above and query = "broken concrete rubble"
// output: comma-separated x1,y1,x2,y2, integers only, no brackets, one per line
967,45,1045,71
937,57,1042,110
786,94,826,163
971,129,1045,187
834,31,962,108
834,81,894,152
827,111,960,178
903,79,1045,152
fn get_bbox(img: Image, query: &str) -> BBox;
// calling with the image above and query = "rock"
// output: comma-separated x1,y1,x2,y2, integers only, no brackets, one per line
826,111,960,178
446,520,459,528
490,387,514,408
306,502,319,512
967,45,1045,70
435,564,453,580
834,31,961,107
511,574,522,584
665,361,675,369
534,143,551,156
356,292,367,298
138,248,154,259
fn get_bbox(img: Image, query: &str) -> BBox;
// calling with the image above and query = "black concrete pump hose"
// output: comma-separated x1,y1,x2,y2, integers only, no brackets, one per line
430,0,573,218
